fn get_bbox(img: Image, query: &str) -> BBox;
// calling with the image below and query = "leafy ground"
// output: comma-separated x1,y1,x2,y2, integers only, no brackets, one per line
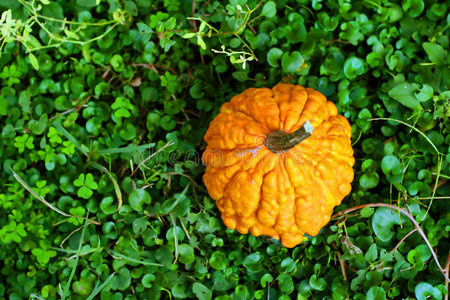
0,0,449,299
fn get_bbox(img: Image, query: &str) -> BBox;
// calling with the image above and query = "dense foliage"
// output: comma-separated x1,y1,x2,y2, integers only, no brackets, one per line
0,0,449,299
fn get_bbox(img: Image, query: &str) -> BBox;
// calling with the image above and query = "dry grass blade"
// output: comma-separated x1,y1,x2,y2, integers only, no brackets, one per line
89,161,123,212
130,140,175,177
53,120,90,157
107,250,164,266
11,167,101,225
95,143,155,154
11,167,70,217
60,211,90,299
86,272,116,300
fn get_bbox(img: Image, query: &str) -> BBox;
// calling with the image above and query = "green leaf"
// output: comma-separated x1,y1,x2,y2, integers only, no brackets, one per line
366,286,386,300
407,244,431,265
343,57,364,80
110,54,124,72
381,5,403,23
197,35,206,50
0,95,8,116
389,82,422,108
189,84,205,99
19,91,31,114
285,13,306,42
261,273,273,288
183,32,196,39
317,12,339,31
141,274,155,288
415,84,433,102
372,207,405,242
28,113,48,135
365,244,378,262
29,53,39,71
422,42,446,66
309,274,327,291
280,257,296,272
360,207,374,218
402,0,424,17
359,173,379,189
160,115,176,130
42,2,64,19
381,155,402,176
128,189,152,211
415,282,442,300
282,51,303,73
193,282,212,300
112,268,131,291
0,0,21,8
178,244,195,264
76,0,99,7
2,124,15,138
267,48,283,68
119,123,136,140
232,71,248,82
209,251,227,270
100,196,116,214
84,173,97,189
132,217,147,234
278,273,294,293
261,1,276,18
243,252,263,273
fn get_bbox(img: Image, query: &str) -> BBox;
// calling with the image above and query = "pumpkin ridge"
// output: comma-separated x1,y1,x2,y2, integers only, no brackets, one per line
254,157,280,230
220,108,269,134
229,88,280,131
220,147,272,220
286,86,308,132
273,83,308,133
272,85,294,132
278,155,298,233
236,158,277,232
295,88,330,131
283,159,303,233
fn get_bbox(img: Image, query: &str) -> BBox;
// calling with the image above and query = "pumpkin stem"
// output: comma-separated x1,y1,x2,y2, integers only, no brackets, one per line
265,121,314,154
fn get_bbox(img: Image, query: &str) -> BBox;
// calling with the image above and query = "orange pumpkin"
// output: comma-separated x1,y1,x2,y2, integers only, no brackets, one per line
202,83,355,248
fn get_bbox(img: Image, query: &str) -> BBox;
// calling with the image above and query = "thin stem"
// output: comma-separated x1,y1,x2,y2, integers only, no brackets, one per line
331,203,449,281
369,118,441,155
417,196,450,200
36,15,117,26
423,154,443,221
390,228,418,253
331,242,347,281
445,253,450,300
233,33,257,61
18,0,118,26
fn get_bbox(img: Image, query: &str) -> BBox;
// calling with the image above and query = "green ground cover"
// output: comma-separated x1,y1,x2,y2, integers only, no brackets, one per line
0,0,449,299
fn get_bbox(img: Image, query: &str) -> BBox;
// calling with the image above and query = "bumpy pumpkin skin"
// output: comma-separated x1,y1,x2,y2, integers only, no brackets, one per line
202,83,355,248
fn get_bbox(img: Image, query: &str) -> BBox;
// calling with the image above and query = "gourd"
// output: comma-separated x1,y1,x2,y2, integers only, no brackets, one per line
202,83,355,248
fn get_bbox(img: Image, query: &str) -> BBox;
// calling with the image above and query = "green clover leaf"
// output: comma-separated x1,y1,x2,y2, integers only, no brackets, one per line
14,134,34,153
73,173,98,199
0,221,27,243
68,206,86,225
32,248,57,266
0,64,22,86
48,127,62,144
111,97,133,121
